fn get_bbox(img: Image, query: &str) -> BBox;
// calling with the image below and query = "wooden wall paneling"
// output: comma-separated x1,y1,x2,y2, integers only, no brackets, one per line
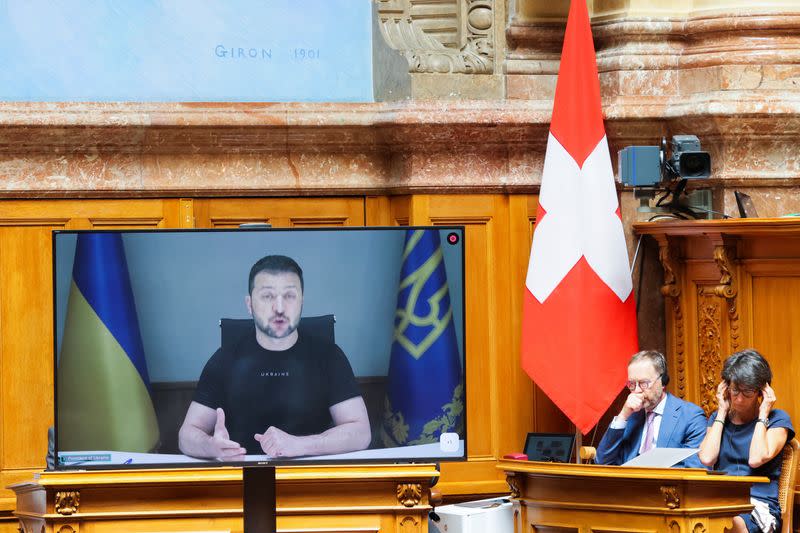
365,195,394,226
507,194,572,443
402,194,516,494
193,197,365,228
513,196,573,436
0,225,58,515
0,199,183,519
178,198,196,228
507,195,536,445
366,196,410,227
0,199,183,230
745,261,800,427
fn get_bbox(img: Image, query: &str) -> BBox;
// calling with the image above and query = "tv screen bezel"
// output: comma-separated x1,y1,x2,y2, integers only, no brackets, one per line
51,225,468,470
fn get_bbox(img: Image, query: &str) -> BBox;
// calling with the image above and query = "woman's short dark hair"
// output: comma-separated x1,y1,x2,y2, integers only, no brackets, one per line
721,349,772,390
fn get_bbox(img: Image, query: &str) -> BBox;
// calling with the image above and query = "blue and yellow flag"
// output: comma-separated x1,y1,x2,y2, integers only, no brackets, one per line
57,233,159,452
381,229,464,447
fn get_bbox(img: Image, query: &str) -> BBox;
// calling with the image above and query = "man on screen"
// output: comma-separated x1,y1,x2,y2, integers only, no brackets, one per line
595,350,706,467
178,255,371,460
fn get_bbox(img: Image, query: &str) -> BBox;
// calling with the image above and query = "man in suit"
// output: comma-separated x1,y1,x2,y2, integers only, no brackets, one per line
595,350,706,467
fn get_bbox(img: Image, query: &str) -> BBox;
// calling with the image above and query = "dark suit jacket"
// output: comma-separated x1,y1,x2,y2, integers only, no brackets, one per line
595,393,706,468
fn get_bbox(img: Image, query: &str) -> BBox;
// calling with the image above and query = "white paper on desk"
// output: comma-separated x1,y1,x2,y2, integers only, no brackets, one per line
622,448,699,468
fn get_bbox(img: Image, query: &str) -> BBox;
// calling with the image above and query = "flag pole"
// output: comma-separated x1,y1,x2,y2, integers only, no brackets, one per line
574,429,582,464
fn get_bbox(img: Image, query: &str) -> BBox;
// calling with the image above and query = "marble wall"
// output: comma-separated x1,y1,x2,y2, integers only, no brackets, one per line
509,0,800,219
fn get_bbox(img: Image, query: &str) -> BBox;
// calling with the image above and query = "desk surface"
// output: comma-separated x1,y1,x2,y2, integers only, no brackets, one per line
498,459,768,483
56,440,464,468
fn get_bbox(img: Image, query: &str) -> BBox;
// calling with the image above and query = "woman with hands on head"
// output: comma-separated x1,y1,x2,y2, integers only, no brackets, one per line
697,349,794,533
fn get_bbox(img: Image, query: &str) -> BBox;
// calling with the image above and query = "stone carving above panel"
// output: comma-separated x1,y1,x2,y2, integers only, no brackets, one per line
377,0,494,74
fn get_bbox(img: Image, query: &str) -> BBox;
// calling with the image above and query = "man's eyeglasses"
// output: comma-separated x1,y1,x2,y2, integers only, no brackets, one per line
729,387,758,398
626,374,663,392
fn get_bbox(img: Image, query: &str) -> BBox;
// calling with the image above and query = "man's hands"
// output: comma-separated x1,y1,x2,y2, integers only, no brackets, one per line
716,381,730,419
254,426,307,458
759,383,776,419
209,408,246,460
618,392,645,421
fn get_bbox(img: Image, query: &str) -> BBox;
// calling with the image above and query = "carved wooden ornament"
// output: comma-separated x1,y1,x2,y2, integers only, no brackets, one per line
397,483,423,507
54,490,80,516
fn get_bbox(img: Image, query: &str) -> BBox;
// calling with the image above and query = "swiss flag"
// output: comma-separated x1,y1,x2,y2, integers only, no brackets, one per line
521,0,638,434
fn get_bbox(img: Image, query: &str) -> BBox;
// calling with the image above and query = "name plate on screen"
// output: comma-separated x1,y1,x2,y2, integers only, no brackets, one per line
58,453,112,464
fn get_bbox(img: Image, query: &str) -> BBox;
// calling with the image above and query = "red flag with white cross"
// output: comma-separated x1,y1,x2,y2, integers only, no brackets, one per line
520,0,639,434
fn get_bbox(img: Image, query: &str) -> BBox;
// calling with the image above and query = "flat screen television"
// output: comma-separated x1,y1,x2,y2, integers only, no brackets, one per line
52,226,466,469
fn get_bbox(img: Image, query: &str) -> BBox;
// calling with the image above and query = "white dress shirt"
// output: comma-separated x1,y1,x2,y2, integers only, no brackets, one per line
609,394,667,454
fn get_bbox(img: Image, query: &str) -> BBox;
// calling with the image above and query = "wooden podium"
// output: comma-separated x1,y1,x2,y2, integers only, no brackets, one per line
10,464,438,533
498,460,767,532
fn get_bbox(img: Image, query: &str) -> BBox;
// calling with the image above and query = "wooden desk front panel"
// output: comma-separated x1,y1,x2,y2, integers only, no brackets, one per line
501,461,760,533
13,466,436,533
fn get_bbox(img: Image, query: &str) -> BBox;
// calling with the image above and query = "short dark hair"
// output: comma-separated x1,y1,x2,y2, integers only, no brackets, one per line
629,350,670,386
722,349,772,390
248,255,304,294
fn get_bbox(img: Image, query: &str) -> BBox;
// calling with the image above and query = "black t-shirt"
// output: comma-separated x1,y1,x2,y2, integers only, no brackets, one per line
193,332,362,454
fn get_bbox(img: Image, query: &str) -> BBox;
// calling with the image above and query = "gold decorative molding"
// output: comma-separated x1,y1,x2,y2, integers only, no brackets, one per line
56,526,76,533
667,520,682,533
506,473,521,498
660,485,680,509
398,514,421,532
700,244,737,300
657,237,681,300
396,483,423,507
692,522,708,533
699,240,741,359
54,490,80,516
377,0,495,74
655,236,686,398
698,294,723,416
728,294,741,353
671,297,687,399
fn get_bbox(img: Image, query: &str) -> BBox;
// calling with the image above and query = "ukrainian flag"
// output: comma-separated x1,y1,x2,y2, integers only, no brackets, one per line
381,229,464,447
57,233,159,452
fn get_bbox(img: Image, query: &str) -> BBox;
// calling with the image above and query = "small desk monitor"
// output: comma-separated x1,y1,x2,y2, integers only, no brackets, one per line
524,433,575,463
734,191,758,218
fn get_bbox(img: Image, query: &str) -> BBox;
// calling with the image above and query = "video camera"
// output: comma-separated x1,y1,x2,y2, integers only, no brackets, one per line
618,135,713,219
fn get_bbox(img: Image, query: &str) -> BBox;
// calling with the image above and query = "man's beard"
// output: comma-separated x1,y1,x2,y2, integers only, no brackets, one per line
255,314,299,339
642,391,664,411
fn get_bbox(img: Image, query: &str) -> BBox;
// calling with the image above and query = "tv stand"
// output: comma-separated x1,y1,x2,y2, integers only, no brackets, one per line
10,464,438,533
243,465,276,533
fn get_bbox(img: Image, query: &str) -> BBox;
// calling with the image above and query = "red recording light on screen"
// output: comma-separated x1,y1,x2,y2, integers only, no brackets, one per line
447,232,459,245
